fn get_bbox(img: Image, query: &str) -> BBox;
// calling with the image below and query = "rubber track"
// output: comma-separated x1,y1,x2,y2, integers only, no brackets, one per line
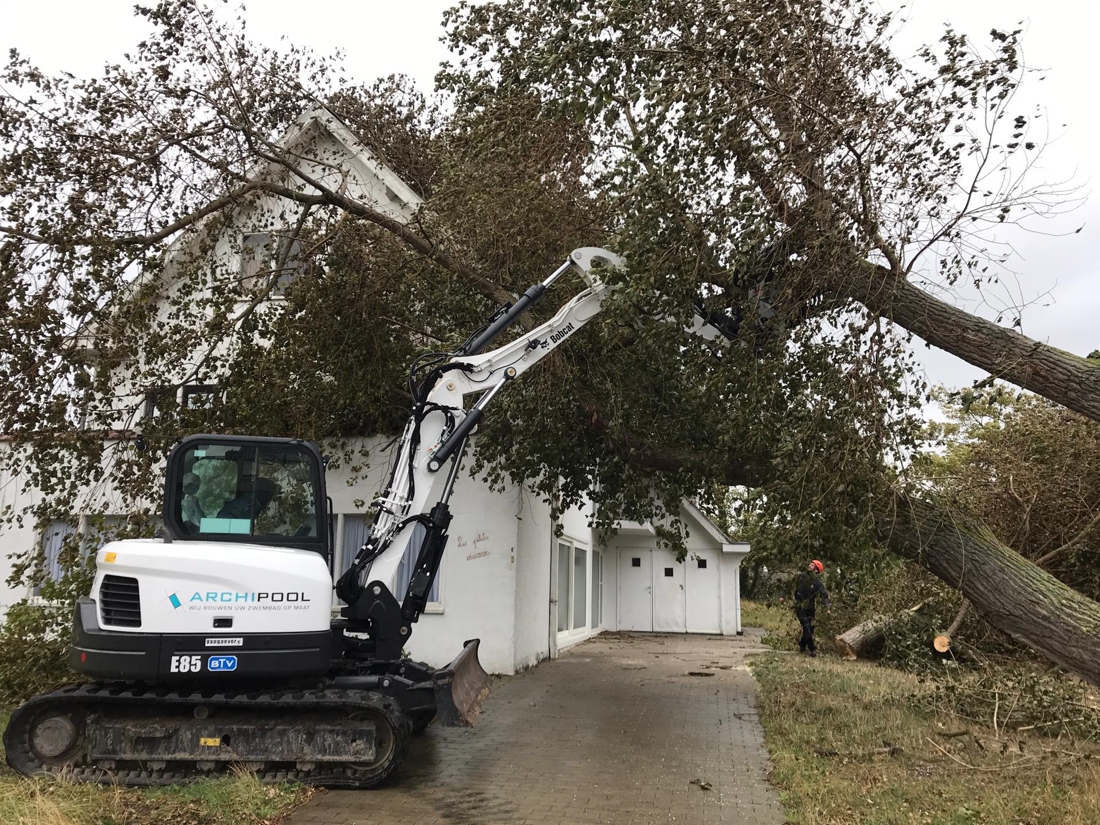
4,682,411,789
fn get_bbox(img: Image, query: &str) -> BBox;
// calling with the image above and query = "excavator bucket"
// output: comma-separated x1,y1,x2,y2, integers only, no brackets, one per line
432,638,491,727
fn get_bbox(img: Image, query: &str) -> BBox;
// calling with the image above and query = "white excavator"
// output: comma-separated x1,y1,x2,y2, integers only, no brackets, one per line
4,248,742,788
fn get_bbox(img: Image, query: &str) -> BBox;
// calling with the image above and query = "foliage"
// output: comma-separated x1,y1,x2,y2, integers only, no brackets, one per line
753,653,1100,825
0,604,71,706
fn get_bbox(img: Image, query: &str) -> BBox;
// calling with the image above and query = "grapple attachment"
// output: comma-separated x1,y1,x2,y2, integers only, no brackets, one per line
432,638,491,727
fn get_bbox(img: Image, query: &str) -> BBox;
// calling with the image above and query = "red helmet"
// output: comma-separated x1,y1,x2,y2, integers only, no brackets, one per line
810,559,824,573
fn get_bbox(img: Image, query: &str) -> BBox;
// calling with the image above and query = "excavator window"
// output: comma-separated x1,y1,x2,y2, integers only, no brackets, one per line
163,436,328,557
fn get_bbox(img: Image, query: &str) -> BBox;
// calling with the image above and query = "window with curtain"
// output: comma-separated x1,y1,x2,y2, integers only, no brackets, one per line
340,516,439,604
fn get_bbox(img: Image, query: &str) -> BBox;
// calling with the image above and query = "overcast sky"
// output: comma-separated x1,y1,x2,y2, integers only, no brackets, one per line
5,1,1097,394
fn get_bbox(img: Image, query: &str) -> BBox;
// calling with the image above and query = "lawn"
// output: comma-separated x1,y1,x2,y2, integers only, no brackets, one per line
0,709,310,825
750,652,1100,824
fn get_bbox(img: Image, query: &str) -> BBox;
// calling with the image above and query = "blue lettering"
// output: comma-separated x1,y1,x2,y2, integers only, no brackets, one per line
190,592,203,603
234,592,249,602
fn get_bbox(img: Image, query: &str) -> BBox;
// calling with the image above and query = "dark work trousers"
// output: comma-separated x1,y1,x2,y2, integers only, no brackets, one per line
796,609,816,652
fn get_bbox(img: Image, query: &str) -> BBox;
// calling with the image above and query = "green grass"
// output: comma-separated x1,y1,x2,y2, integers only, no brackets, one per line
741,598,801,650
751,653,1100,825
0,709,310,825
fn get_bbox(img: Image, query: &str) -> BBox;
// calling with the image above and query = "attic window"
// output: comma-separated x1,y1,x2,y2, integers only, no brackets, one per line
664,568,674,577
240,232,302,295
697,559,707,569
182,385,219,417
631,557,641,568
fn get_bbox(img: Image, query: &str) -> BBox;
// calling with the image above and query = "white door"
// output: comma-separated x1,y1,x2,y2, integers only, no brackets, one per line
618,549,653,631
653,549,687,632
685,550,721,633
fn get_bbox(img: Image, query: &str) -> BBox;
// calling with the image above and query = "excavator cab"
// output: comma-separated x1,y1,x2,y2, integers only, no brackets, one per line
162,435,331,556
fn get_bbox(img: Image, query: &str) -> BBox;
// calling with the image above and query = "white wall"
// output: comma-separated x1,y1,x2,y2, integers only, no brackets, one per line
513,486,553,671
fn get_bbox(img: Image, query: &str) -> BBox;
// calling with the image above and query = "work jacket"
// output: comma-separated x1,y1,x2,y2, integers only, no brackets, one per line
792,571,831,614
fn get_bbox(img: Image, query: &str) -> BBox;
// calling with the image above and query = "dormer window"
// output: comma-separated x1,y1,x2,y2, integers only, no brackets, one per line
240,232,302,295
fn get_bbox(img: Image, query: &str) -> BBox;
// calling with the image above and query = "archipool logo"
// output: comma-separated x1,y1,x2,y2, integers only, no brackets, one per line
188,591,311,604
169,593,182,609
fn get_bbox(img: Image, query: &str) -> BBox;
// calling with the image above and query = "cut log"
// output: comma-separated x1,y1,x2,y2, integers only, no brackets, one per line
933,634,952,653
835,615,888,660
835,599,933,660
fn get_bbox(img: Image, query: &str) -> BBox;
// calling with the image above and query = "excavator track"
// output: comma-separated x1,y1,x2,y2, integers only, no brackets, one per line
4,682,411,789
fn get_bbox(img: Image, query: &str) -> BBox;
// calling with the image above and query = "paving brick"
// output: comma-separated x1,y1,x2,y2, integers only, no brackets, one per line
290,632,786,825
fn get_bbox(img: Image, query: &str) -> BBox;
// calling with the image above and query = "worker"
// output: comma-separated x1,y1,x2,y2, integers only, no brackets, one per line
789,559,831,657
217,477,279,521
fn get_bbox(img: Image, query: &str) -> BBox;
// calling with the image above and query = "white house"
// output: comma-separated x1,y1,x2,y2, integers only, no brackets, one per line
0,109,750,675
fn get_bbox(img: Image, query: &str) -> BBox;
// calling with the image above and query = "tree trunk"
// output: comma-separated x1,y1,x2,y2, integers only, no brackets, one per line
850,270,1100,424
882,493,1100,686
835,616,888,659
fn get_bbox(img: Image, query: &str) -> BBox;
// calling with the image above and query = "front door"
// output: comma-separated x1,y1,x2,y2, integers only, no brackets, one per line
618,549,653,631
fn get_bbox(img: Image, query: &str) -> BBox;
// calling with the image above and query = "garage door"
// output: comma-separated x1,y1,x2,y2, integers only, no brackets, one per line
617,547,721,634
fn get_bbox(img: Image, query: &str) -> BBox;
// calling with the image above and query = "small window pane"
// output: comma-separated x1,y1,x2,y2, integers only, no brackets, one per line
631,557,641,568
697,558,707,569
664,567,674,577
37,521,75,592
341,515,369,574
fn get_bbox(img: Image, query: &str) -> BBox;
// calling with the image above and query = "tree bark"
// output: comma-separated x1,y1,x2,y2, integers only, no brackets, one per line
849,269,1100,424
882,493,1100,686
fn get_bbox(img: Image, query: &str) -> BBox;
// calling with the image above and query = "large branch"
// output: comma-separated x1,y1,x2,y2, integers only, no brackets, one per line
883,492,1100,686
850,266,1100,424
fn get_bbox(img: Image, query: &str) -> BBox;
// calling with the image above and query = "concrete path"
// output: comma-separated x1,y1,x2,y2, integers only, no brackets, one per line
291,632,787,824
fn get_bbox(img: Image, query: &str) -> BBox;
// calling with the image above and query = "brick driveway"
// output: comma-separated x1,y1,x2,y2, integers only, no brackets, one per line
291,632,787,825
